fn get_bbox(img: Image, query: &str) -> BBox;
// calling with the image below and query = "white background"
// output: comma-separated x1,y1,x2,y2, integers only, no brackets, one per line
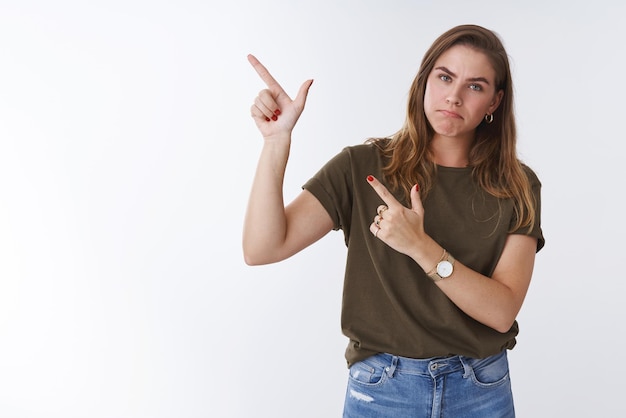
0,0,623,417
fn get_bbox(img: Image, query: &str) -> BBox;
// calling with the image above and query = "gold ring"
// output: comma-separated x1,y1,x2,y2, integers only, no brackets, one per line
374,228,380,238
377,205,388,217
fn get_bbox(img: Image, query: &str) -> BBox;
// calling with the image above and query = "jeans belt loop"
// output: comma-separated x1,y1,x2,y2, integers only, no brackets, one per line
459,356,472,379
385,355,399,378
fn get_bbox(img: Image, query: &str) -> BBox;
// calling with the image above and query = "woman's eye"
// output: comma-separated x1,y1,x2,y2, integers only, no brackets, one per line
439,74,451,82
469,83,482,91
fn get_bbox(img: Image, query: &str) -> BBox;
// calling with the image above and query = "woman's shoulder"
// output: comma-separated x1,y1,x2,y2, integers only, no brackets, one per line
330,140,384,163
343,138,389,158
520,162,542,187
343,140,382,153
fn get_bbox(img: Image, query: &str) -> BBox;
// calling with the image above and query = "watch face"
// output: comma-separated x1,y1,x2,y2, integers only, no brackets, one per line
437,260,454,278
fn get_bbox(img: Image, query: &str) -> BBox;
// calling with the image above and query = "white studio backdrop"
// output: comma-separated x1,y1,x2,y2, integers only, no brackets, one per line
0,1,623,417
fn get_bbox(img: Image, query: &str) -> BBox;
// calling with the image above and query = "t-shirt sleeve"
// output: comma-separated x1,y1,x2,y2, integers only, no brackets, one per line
302,148,354,235
510,165,545,252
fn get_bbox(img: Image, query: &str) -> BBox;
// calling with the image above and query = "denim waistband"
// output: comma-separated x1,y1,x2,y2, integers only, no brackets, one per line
365,350,507,378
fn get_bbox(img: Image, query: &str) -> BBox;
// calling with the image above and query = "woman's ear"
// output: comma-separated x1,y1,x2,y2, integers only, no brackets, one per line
488,90,504,114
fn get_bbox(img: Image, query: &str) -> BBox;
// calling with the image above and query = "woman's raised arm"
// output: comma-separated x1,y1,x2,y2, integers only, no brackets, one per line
243,55,332,265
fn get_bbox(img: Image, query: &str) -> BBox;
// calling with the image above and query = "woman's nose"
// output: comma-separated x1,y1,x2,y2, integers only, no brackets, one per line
445,87,463,106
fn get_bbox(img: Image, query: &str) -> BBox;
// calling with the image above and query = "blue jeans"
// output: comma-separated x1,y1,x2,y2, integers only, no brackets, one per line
343,350,515,418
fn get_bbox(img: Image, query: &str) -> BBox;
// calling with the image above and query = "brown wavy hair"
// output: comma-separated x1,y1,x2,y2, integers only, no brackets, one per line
370,24,536,231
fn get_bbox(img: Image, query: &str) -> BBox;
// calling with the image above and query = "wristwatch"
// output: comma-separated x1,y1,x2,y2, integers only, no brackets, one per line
428,251,455,282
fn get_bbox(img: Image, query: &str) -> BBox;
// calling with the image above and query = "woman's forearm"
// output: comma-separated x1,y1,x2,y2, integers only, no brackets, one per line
242,135,292,265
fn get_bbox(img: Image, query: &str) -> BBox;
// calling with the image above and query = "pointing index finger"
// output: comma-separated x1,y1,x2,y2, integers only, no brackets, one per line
366,175,399,207
247,54,287,95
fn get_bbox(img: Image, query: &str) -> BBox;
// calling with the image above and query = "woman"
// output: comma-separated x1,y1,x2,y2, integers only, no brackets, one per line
243,24,544,418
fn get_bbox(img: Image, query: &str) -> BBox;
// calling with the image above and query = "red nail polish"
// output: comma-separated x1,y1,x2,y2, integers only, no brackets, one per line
415,184,420,192
367,175,374,182
271,115,278,121
274,109,281,115
265,117,270,122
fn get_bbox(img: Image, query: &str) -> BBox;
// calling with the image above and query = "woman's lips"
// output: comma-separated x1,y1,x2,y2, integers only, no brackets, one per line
439,109,463,119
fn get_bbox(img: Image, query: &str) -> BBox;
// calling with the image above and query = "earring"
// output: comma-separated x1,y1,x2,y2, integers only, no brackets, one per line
484,113,494,124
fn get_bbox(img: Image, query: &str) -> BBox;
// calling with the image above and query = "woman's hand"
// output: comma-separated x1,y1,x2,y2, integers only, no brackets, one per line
366,175,430,259
248,54,313,140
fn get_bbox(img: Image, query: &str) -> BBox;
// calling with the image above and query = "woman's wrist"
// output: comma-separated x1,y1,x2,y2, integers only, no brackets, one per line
409,236,443,273
263,131,292,144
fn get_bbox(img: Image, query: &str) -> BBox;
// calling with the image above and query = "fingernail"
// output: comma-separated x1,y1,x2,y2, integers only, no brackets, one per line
271,115,278,121
367,175,374,182
415,184,420,192
265,117,271,122
274,109,281,115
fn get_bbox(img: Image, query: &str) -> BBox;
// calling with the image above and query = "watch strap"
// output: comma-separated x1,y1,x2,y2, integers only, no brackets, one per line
427,250,455,282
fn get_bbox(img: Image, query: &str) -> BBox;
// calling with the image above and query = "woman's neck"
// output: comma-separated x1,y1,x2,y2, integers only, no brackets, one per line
430,134,472,168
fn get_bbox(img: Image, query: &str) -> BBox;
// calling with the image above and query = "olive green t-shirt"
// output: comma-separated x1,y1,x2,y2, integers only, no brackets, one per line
303,143,545,367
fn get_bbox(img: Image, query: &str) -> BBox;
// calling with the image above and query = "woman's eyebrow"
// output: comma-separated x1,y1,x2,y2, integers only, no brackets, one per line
434,66,491,85
468,76,490,85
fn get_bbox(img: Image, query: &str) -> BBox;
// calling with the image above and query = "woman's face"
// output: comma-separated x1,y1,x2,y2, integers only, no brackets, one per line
423,44,503,142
